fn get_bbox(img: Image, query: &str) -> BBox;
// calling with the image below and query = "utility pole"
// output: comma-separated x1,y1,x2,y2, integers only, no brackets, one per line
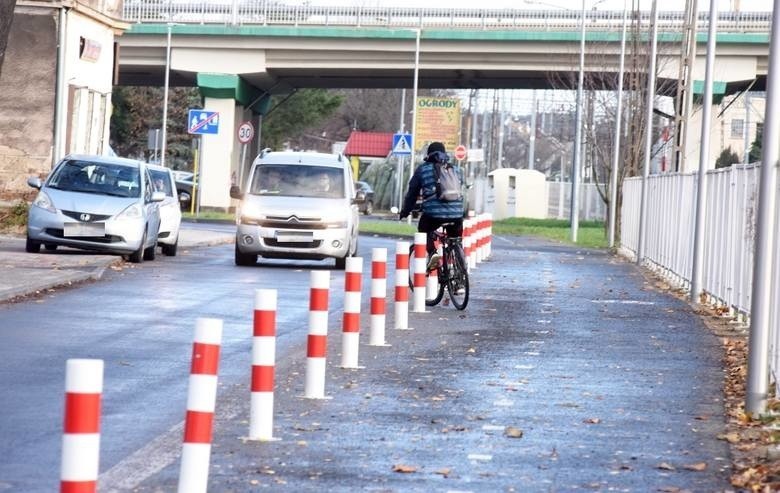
672,0,698,172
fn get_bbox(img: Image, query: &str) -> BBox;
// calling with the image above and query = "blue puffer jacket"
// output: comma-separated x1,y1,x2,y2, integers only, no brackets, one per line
400,160,464,219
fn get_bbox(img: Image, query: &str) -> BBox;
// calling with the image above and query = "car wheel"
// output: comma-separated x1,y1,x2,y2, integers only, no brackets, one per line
335,255,347,270
44,243,57,252
363,200,373,215
128,231,146,264
25,237,41,253
162,238,178,257
234,243,257,266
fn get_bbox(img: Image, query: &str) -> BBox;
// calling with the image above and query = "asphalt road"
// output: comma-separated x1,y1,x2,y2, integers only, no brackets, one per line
0,232,393,492
0,232,732,492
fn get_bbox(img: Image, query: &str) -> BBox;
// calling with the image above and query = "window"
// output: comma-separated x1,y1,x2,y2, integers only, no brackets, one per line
731,119,745,139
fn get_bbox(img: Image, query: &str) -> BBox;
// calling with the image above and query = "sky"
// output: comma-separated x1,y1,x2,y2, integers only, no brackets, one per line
304,0,773,11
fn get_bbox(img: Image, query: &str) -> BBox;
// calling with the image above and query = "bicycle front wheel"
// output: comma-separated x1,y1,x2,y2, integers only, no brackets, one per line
446,245,469,310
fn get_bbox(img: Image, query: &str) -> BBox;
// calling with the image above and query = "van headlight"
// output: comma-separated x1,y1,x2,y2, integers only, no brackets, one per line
32,190,56,213
325,221,347,229
239,202,264,225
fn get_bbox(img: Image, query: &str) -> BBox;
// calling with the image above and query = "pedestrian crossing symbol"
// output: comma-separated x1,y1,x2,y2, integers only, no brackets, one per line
392,133,412,155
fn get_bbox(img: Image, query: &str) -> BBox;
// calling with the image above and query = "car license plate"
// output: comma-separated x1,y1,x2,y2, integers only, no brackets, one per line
275,231,313,243
64,222,105,237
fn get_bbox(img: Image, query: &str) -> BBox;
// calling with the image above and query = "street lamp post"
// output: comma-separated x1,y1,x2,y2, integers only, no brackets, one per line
637,0,660,263
570,0,586,243
608,0,628,249
160,23,173,168
407,27,421,203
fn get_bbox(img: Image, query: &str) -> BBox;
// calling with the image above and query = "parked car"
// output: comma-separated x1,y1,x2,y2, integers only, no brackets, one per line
26,154,164,263
174,173,196,212
230,149,360,269
354,181,375,215
147,163,182,256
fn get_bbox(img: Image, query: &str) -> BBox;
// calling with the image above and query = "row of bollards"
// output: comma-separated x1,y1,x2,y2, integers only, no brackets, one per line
58,214,493,493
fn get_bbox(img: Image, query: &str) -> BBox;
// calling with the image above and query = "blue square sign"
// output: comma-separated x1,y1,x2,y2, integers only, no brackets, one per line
392,133,412,155
188,110,220,135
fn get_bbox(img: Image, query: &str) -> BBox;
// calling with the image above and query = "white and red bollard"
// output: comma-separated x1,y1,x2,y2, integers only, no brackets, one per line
249,289,277,441
61,358,103,493
485,212,493,258
341,257,363,369
464,217,476,271
412,232,428,313
394,241,410,330
369,248,389,346
178,318,223,493
426,242,441,300
305,270,330,399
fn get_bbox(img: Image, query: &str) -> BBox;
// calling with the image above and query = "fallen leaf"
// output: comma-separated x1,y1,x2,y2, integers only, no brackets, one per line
392,464,418,473
504,426,524,438
683,462,707,471
657,462,676,471
583,418,601,424
435,468,451,477
718,432,740,444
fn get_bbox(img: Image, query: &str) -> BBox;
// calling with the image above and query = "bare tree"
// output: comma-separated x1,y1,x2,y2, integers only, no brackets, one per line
0,0,16,78
544,4,679,240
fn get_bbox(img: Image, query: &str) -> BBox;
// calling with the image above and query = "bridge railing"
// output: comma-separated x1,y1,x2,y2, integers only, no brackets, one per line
122,2,771,33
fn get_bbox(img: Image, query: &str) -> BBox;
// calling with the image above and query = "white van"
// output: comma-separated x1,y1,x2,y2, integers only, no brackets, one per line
230,150,361,269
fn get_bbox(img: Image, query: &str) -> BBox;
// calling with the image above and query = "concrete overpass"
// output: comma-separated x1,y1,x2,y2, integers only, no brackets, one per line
115,4,772,209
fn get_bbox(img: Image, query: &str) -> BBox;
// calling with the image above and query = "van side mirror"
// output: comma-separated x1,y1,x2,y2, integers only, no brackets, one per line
229,185,244,200
353,190,366,204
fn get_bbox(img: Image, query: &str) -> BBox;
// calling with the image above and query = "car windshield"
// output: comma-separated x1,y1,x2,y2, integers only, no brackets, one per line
149,169,173,196
249,165,345,198
47,160,141,198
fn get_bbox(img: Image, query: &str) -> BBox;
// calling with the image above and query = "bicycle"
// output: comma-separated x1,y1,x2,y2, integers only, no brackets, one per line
408,226,470,310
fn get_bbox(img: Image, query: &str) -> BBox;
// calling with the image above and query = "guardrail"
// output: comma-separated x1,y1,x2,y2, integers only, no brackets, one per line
122,2,772,33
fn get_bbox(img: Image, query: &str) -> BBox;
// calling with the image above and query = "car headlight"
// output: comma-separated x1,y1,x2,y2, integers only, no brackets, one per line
116,203,142,220
32,190,56,213
239,202,264,225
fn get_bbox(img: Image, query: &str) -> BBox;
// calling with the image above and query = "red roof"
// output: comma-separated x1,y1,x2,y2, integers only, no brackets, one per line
344,131,394,158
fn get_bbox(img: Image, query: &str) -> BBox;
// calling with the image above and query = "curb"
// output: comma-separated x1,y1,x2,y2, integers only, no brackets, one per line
0,257,119,304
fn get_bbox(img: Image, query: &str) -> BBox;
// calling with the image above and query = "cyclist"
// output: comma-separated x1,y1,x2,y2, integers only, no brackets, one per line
399,141,464,270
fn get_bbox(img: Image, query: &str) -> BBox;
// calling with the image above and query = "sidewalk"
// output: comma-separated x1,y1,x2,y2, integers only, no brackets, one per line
0,226,233,303
97,235,733,492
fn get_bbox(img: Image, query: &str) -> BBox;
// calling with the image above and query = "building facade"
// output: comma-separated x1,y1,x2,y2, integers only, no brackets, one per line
0,0,126,197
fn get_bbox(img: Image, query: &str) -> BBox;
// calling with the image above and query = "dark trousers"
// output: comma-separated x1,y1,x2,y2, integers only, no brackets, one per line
418,214,463,255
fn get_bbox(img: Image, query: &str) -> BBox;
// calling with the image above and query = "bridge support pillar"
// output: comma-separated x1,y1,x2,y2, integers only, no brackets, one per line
196,74,270,211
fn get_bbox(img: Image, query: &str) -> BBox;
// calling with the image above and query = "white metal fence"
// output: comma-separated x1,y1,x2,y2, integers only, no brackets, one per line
621,166,759,315
547,181,607,222
122,2,772,32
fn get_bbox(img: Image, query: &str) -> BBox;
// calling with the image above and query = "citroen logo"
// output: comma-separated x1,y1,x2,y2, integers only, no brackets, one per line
80,213,91,222
288,216,300,223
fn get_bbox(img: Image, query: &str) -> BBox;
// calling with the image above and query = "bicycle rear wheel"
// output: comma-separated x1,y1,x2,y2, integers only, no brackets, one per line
446,244,469,310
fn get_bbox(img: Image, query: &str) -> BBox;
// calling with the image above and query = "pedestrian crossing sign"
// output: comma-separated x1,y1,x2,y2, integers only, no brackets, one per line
392,133,412,155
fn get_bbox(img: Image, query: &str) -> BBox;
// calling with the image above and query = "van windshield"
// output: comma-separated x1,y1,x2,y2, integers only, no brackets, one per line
249,165,345,198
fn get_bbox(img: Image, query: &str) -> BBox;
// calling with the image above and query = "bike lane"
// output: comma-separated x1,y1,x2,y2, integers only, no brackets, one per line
123,234,731,492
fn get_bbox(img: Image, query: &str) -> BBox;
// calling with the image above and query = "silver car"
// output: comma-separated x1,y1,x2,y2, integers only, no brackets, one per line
26,154,164,263
147,163,182,256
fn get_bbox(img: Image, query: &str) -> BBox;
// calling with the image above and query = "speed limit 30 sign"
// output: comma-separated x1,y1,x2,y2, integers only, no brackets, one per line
237,121,255,144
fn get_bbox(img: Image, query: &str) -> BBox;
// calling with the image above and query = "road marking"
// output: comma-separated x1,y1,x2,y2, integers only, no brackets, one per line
590,299,656,305
467,454,493,462
98,383,246,491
